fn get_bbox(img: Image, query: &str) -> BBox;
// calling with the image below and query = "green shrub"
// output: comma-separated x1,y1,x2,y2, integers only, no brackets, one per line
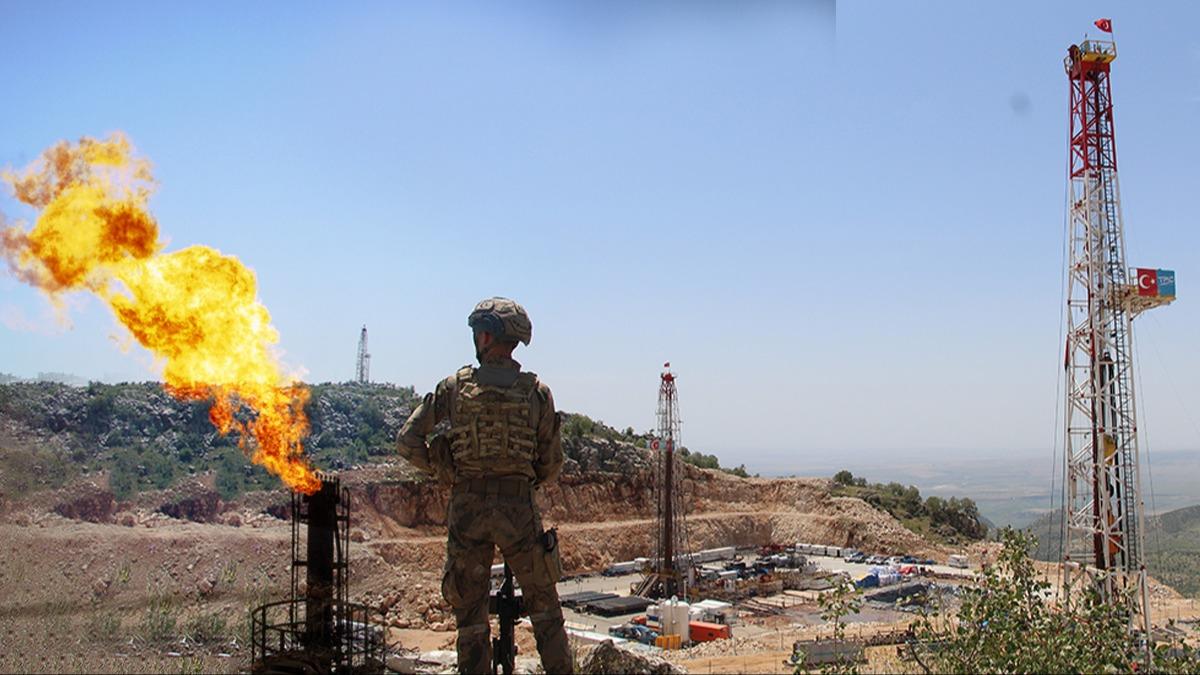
831,471,985,543
184,611,228,644
0,444,76,496
86,611,122,642
140,591,179,643
911,529,1199,673
108,445,178,499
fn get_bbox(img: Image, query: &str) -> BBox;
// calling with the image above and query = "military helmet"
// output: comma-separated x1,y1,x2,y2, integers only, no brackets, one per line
468,297,532,345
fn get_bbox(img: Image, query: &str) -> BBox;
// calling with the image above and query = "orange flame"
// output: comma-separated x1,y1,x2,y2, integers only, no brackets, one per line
1,134,321,494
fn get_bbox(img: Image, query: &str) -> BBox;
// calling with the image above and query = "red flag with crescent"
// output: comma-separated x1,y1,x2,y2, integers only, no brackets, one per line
1094,18,1113,33
1137,268,1158,297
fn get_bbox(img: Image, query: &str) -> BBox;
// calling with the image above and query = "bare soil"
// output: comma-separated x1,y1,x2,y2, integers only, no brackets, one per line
0,463,963,673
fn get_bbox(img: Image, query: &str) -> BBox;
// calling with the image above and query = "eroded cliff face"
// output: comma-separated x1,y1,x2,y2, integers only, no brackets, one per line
347,457,940,574
343,457,942,631
3,435,944,635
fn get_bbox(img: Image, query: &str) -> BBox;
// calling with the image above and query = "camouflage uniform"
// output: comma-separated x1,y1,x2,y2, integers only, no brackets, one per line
397,298,571,675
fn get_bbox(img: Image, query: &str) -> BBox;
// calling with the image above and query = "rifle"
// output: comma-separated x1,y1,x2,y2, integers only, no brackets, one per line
490,562,523,675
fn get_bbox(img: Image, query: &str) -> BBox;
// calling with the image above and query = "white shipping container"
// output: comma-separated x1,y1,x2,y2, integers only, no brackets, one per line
698,546,735,562
606,561,637,575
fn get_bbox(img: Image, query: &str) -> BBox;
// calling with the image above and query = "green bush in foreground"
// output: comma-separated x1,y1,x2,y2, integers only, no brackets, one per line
808,528,1200,673
909,529,1200,674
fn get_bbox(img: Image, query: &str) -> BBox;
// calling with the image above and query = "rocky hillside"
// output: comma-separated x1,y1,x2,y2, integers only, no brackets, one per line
0,380,960,654
0,381,726,498
0,380,418,465
0,381,952,565
0,381,418,498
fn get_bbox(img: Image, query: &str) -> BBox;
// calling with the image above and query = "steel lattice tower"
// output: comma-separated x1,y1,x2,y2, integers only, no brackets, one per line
1060,36,1172,641
355,325,370,384
638,363,693,599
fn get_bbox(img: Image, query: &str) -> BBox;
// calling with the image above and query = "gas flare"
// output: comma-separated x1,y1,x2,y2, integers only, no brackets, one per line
1,134,321,494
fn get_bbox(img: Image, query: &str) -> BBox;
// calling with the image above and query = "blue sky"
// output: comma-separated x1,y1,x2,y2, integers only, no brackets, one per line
2,1,1198,473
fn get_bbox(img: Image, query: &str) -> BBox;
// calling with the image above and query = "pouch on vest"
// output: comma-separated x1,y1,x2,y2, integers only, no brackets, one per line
541,527,563,584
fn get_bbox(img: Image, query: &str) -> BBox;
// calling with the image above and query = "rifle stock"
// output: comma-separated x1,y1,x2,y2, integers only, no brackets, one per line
491,562,523,675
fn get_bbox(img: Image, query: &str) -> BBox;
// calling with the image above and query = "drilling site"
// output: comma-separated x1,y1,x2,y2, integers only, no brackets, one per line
3,9,1200,675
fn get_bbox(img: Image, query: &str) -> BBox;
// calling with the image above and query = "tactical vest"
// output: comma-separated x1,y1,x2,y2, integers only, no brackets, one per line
447,366,540,479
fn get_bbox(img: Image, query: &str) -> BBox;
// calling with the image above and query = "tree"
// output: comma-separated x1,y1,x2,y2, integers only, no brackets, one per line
819,578,863,673
793,578,863,674
726,464,749,478
833,470,855,486
910,528,1200,673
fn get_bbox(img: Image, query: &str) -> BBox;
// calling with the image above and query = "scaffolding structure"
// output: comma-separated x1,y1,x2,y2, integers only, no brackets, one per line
1060,35,1173,646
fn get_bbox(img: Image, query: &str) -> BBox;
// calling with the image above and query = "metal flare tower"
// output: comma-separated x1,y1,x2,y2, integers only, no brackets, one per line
1060,35,1174,639
355,325,371,384
638,363,693,599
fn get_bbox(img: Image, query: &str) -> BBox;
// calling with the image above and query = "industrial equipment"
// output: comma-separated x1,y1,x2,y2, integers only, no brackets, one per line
1059,28,1174,655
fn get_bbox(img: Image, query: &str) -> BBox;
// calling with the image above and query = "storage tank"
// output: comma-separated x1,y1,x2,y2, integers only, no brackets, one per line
661,598,691,644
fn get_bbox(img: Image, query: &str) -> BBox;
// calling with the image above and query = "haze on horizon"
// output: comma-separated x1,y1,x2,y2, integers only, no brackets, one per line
2,2,1199,474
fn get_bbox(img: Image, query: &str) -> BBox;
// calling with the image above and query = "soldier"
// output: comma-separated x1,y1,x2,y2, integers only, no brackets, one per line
397,297,572,674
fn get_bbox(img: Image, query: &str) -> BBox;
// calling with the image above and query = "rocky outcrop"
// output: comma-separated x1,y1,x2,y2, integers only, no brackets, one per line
579,640,687,674
562,434,655,475
52,486,116,523
354,480,448,531
156,488,221,523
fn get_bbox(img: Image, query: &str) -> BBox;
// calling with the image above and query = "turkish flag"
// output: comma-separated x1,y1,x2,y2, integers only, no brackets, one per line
1137,268,1158,297
1095,18,1113,33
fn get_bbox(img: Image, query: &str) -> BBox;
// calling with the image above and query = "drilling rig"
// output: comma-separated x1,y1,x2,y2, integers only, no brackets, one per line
1060,29,1175,651
355,325,371,384
636,363,693,599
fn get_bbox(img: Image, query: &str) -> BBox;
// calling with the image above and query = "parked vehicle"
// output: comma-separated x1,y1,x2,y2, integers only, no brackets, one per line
847,552,867,564
948,554,969,569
